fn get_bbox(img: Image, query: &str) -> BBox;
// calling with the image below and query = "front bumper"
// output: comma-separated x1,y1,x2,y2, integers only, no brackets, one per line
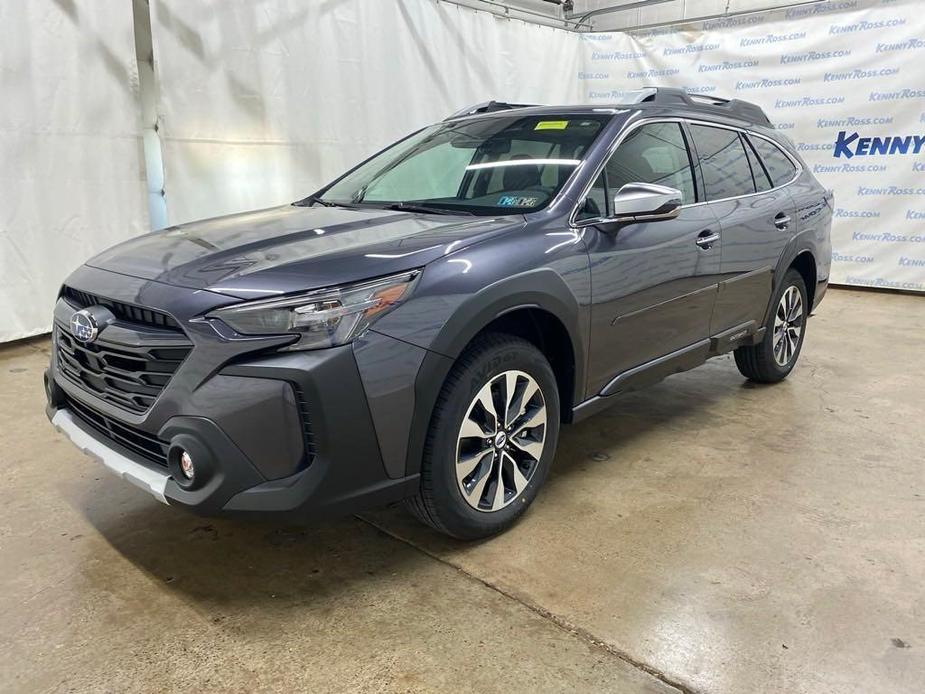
45,265,426,520
46,344,421,519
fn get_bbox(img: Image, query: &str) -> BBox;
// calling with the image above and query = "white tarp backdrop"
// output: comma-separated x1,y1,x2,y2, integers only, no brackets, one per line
0,0,148,342
3,0,922,344
149,0,581,226
576,0,925,292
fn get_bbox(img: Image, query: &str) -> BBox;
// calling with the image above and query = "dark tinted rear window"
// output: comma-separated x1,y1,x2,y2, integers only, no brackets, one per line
750,136,798,187
689,124,755,201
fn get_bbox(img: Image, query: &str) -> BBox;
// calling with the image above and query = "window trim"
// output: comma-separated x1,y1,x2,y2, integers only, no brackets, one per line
569,116,803,229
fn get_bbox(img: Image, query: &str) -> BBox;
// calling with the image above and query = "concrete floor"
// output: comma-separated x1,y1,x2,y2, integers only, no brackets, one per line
1,288,922,694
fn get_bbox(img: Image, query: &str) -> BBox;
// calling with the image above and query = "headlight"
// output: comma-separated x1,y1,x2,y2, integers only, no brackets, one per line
207,271,419,350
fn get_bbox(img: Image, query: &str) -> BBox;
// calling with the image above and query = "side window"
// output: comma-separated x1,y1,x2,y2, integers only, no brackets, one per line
604,123,696,204
689,124,756,200
743,135,773,192
577,171,607,220
749,136,798,187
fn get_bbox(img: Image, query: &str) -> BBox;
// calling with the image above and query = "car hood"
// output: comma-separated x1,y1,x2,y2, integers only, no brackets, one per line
87,204,522,298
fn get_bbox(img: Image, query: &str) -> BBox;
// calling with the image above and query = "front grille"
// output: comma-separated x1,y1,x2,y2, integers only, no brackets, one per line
63,286,182,333
55,327,191,413
64,393,168,467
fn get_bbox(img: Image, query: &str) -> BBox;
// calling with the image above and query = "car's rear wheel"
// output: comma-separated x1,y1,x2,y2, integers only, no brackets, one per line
406,333,560,539
734,268,808,383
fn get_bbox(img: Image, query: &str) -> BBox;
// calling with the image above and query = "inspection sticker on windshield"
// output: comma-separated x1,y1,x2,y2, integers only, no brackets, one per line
498,196,540,207
535,120,569,130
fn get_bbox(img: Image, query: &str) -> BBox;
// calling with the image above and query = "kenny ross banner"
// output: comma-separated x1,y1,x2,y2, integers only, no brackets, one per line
577,0,925,292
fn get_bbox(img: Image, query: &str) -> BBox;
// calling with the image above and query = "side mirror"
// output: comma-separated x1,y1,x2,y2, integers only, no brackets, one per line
611,182,683,222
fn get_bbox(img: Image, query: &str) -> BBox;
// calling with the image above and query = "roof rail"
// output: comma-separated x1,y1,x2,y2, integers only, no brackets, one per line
445,100,538,120
632,87,772,127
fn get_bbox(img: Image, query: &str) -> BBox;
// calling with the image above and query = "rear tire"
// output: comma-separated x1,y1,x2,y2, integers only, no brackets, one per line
406,333,560,539
734,268,808,383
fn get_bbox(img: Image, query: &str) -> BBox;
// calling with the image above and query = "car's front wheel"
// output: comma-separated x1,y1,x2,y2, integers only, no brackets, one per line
406,333,560,539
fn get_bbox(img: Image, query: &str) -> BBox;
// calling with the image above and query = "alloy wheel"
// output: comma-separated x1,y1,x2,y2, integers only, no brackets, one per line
455,370,547,512
773,285,804,367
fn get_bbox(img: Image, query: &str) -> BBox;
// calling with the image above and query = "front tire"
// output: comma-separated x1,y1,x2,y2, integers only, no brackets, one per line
406,333,560,539
734,268,808,383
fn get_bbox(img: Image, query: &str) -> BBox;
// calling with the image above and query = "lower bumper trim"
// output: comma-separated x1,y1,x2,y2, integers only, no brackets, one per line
52,409,170,504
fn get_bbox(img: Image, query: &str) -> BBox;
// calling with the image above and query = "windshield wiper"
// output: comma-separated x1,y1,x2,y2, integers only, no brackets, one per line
382,202,473,216
295,195,344,208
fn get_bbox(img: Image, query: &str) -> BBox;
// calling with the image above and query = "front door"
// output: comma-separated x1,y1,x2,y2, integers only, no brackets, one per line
580,121,721,396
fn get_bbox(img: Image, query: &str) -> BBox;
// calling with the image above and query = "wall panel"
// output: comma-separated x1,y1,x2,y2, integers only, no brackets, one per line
151,0,581,226
0,0,148,342
576,0,925,291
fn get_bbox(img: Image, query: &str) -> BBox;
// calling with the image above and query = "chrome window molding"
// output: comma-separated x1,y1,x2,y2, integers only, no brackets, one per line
568,116,804,229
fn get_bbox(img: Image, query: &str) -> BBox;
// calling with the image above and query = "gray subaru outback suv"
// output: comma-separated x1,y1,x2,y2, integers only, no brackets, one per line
45,88,832,539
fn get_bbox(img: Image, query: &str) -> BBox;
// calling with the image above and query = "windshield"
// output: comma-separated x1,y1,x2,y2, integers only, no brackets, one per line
318,114,611,215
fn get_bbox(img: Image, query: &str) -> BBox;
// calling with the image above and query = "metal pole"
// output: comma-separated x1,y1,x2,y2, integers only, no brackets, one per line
571,0,675,26
436,0,593,30
578,0,828,33
131,0,168,230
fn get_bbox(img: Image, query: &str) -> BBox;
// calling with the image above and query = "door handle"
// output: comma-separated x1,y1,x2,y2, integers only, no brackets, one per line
695,230,720,249
774,213,791,230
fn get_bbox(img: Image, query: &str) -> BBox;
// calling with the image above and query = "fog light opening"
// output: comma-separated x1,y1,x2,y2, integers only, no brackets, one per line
179,450,195,480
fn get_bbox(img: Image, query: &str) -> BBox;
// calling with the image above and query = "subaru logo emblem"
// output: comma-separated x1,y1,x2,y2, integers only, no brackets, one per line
70,309,99,343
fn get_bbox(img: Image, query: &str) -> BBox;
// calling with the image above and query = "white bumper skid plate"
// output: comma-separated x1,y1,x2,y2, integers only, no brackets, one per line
52,409,170,504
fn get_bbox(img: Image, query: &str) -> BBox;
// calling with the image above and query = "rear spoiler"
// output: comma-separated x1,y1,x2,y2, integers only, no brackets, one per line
630,87,772,127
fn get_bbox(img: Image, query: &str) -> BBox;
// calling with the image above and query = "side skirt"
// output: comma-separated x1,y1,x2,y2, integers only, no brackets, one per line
571,321,762,423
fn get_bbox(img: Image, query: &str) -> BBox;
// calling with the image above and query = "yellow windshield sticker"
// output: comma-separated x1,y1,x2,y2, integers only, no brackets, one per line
535,120,569,130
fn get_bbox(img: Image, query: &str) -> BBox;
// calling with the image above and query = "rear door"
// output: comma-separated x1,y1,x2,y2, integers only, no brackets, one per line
687,123,797,335
580,121,721,396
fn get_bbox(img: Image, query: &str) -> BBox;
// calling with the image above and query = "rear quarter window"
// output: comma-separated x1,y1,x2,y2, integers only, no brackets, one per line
749,136,798,187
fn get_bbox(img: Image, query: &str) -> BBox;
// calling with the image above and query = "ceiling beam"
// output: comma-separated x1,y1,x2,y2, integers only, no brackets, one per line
436,0,592,30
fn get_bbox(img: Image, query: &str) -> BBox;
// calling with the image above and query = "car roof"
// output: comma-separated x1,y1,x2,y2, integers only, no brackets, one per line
446,88,775,132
